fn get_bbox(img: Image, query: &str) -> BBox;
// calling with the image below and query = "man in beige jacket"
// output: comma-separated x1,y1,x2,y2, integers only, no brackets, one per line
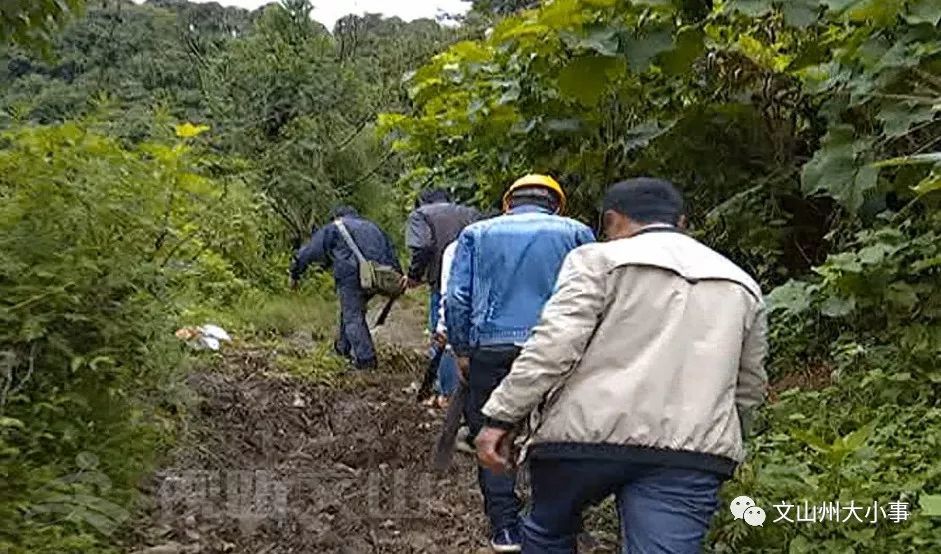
476,178,768,553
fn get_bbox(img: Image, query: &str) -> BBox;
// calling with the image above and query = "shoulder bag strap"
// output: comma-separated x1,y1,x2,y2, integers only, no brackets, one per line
334,219,369,266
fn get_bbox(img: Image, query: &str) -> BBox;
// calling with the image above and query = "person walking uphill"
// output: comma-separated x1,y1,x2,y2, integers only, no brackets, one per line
446,175,595,552
476,178,769,554
405,189,480,403
290,206,402,371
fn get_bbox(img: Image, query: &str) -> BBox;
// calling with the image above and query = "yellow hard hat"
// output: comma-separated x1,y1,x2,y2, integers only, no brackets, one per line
502,174,566,214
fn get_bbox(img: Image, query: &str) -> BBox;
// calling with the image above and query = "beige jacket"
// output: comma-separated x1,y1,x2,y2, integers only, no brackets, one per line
482,228,768,475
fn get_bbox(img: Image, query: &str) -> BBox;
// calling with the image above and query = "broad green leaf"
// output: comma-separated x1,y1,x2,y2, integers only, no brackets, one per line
877,102,937,138
450,41,491,63
557,56,625,107
872,152,941,167
886,282,919,310
583,0,616,7
767,280,813,314
560,28,620,56
783,0,823,27
76,451,99,469
854,164,880,198
913,170,941,195
540,0,584,28
845,0,906,23
622,28,674,72
802,126,875,212
737,35,793,71
494,21,550,42
841,421,875,451
821,0,865,12
0,417,25,429
920,494,941,516
858,244,887,265
906,0,941,25
792,428,832,451
725,0,774,16
821,295,856,317
823,251,864,273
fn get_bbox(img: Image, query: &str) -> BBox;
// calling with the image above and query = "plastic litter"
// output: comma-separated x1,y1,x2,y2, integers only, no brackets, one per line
174,323,232,351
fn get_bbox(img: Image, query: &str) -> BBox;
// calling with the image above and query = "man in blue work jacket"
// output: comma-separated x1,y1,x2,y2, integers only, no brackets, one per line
290,206,401,370
445,175,595,552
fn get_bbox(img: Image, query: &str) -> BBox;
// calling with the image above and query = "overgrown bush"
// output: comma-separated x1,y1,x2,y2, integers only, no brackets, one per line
0,121,274,552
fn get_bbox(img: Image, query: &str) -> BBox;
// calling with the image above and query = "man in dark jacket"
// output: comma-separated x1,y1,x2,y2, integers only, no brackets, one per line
405,189,480,331
290,206,401,370
406,189,480,403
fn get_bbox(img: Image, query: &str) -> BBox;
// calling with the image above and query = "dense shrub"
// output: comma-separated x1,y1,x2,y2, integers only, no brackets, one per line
0,122,273,552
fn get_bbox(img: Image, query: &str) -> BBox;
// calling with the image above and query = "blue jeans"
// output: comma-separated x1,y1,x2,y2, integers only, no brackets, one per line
467,346,523,533
429,289,442,332
522,458,722,554
436,350,459,396
334,284,376,368
428,290,459,396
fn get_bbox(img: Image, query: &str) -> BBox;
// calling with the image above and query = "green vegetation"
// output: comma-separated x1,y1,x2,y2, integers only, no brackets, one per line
385,0,941,550
0,120,270,552
0,1,458,551
1,0,939,552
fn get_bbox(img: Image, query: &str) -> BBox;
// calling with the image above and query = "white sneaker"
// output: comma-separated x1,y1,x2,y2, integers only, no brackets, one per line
455,426,475,455
490,528,522,552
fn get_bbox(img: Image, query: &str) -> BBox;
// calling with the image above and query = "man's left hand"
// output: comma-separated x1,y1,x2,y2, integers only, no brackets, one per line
475,426,514,473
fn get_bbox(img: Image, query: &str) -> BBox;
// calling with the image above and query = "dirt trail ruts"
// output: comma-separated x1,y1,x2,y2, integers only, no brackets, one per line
129,296,616,553
130,345,490,553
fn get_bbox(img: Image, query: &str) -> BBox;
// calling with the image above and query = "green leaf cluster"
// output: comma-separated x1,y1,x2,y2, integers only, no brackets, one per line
0,122,273,552
383,0,941,549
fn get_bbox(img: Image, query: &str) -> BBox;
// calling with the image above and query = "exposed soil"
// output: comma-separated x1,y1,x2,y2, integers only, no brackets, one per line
129,299,618,554
129,346,487,553
768,361,833,402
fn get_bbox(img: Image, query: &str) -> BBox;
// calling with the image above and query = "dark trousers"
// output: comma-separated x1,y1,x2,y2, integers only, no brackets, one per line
334,284,376,368
522,458,722,554
466,346,523,533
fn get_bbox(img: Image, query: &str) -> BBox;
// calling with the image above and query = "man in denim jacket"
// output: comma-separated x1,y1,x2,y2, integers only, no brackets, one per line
445,175,594,552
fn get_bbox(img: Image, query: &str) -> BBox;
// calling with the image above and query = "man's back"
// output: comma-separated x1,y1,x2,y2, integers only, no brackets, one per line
476,178,767,553
487,229,766,468
407,201,479,286
314,215,400,285
446,206,594,354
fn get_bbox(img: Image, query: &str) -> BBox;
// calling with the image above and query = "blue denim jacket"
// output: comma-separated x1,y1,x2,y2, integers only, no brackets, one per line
445,206,595,356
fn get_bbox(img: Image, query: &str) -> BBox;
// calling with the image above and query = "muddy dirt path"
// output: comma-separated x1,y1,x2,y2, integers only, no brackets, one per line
134,359,486,553
130,298,615,553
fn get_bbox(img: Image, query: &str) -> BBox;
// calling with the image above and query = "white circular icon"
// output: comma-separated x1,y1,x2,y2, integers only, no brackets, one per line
730,495,756,520
743,506,767,527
